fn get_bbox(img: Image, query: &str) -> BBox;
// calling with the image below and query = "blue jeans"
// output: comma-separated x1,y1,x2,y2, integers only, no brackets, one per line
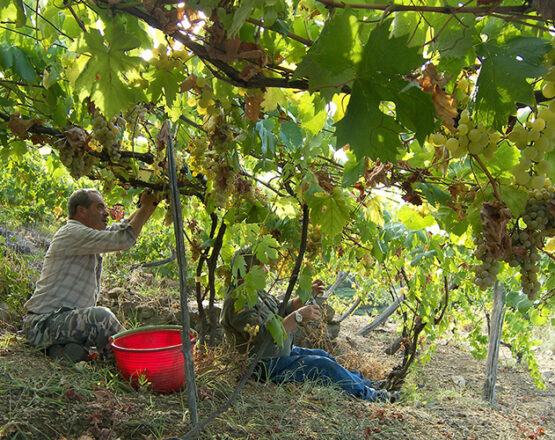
261,346,379,402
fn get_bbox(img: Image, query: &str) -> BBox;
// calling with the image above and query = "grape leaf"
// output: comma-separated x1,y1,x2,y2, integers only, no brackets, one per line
74,29,145,118
0,44,14,69
148,69,181,108
398,205,436,231
427,13,475,60
342,154,366,187
266,314,286,347
279,120,303,151
416,183,451,207
228,0,258,37
472,37,550,130
309,188,350,239
500,186,529,219
12,47,36,83
294,8,360,100
254,235,279,263
296,266,313,303
335,20,435,161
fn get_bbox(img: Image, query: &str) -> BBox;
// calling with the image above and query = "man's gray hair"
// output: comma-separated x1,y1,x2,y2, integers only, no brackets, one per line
67,188,101,218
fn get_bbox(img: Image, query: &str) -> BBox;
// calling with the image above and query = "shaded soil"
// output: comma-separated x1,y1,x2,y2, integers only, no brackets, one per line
1,310,553,440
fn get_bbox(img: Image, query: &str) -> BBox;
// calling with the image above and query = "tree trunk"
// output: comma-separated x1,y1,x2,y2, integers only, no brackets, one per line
357,295,405,336
482,281,505,405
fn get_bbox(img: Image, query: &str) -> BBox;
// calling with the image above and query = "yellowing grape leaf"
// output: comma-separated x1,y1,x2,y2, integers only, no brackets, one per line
262,87,286,112
309,188,350,239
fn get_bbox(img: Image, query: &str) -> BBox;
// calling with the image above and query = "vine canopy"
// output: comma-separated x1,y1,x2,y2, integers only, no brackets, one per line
0,0,554,289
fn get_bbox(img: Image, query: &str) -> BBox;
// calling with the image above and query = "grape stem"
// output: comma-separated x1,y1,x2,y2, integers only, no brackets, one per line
470,154,502,202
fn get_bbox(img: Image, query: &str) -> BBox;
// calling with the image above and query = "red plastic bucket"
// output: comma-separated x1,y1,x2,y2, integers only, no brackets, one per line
110,325,196,393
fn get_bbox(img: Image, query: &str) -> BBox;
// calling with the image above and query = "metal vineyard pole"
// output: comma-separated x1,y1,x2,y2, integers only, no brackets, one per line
166,121,198,424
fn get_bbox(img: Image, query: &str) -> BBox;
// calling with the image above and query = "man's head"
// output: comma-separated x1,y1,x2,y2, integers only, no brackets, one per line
67,188,108,230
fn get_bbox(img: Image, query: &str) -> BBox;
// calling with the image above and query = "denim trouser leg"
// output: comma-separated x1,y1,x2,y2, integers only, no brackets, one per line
263,346,378,402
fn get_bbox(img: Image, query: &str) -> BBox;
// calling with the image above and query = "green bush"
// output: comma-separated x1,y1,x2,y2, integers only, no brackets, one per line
0,244,39,314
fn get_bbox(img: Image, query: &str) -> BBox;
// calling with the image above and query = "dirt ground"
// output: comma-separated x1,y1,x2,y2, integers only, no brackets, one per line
0,310,553,440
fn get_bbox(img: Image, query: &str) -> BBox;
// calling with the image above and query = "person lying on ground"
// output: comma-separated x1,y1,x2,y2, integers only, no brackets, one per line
220,248,399,403
22,188,160,362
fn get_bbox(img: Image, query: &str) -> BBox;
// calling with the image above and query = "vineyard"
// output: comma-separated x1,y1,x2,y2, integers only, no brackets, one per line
0,0,554,438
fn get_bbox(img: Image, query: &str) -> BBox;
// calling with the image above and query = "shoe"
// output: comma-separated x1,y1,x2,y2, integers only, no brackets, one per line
375,389,400,403
363,378,388,390
388,391,401,403
47,343,88,363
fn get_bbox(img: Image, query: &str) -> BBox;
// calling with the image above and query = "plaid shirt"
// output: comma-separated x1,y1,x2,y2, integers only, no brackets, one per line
24,219,136,314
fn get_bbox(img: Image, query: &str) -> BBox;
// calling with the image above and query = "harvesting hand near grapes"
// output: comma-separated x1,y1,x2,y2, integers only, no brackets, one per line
21,188,160,362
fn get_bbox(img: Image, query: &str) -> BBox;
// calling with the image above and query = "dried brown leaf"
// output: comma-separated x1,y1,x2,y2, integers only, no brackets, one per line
480,201,512,259
364,159,392,187
64,126,88,148
417,64,458,133
313,169,335,194
239,64,262,81
8,115,45,137
245,94,264,122
156,121,171,151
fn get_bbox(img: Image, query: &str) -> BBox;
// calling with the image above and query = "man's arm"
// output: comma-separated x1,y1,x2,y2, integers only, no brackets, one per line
282,304,321,334
128,191,160,237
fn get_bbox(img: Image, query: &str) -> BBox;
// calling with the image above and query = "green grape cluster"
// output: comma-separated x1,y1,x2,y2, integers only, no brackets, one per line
440,109,500,160
452,76,470,107
504,229,542,299
472,234,500,291
511,40,555,188
58,143,97,179
523,187,555,237
243,323,260,338
91,111,124,158
511,104,555,188
184,74,226,118
124,105,147,135
188,137,233,208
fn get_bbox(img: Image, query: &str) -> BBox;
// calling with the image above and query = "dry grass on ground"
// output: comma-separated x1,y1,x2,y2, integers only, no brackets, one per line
1,312,553,440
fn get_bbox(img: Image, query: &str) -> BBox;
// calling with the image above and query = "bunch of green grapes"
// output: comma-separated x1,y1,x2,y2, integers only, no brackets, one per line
504,229,542,299
510,105,554,188
243,323,260,338
439,109,501,160
472,233,499,291
58,138,98,180
184,74,231,124
453,76,471,107
188,137,233,208
524,186,555,238
124,105,147,136
150,44,182,71
91,111,124,159
511,41,555,188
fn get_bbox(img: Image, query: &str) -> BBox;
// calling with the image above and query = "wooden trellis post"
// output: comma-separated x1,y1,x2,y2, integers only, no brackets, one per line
483,281,506,405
